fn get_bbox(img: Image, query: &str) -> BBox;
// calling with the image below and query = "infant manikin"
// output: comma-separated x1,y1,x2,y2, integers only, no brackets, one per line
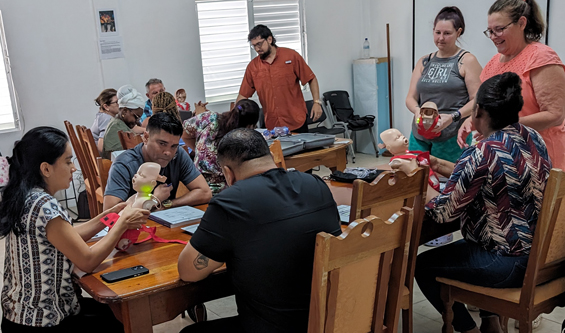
379,128,440,192
126,162,167,210
100,162,187,251
417,101,441,140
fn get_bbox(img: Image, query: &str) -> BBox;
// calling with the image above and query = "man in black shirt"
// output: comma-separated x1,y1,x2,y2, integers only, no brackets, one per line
178,128,341,333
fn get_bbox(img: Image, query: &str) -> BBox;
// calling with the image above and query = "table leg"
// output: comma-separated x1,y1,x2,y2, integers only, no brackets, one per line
111,296,154,333
329,148,347,173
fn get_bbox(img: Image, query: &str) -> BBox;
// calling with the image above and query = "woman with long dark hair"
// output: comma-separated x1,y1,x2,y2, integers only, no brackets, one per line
182,99,259,194
0,127,149,332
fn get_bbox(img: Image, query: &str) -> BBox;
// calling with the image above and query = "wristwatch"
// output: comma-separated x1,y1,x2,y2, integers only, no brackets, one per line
451,110,462,122
162,200,173,209
314,100,323,106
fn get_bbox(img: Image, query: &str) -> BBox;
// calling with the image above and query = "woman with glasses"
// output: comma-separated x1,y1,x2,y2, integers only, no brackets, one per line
91,88,118,153
458,0,565,169
102,85,146,159
405,6,482,165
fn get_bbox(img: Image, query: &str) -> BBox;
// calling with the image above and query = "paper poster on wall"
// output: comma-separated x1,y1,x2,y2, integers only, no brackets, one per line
99,36,124,60
98,9,118,36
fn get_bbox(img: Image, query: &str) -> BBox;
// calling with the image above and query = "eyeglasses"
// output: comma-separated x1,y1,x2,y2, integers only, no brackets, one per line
483,21,514,38
132,111,141,121
250,39,266,50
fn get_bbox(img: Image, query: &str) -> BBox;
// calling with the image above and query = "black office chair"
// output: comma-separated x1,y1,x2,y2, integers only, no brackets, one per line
306,100,355,162
323,90,379,157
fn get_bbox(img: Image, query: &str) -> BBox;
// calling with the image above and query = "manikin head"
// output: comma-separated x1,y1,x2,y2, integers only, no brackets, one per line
419,101,439,130
132,162,167,193
379,129,409,155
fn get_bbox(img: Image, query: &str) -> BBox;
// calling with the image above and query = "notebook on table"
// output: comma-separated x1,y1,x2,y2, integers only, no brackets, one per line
150,206,205,228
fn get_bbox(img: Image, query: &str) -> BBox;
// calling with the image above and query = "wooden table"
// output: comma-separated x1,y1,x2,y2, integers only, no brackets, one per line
75,205,233,333
77,176,455,333
284,138,352,172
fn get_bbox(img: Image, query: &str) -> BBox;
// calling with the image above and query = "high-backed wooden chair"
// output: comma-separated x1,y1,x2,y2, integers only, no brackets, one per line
308,208,414,333
64,121,97,218
349,168,429,333
118,130,143,150
439,168,565,333
76,125,103,215
269,140,286,169
96,157,112,194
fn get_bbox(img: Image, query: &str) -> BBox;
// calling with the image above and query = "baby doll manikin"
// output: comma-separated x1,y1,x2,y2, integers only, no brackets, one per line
379,128,440,193
417,101,442,140
126,162,167,211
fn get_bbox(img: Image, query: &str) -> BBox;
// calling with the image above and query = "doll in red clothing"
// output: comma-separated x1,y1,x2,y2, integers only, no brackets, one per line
378,128,440,192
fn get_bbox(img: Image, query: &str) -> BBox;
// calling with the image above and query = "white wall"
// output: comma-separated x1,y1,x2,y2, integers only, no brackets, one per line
0,0,563,156
371,0,563,139
0,0,367,155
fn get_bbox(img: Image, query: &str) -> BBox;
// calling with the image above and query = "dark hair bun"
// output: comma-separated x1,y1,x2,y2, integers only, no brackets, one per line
476,72,523,130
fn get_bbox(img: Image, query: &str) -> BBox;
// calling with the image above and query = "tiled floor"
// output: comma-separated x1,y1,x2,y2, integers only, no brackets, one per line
1,152,564,332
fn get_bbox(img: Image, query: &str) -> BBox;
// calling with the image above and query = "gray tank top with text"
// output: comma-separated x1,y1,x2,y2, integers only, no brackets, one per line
412,49,469,142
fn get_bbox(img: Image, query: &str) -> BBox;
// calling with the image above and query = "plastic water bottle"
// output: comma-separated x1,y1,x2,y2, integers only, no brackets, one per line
362,38,370,58
273,126,290,137
262,129,272,140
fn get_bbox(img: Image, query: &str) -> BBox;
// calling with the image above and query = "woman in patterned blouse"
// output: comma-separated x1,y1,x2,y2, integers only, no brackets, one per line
415,72,551,333
183,99,260,195
0,127,149,332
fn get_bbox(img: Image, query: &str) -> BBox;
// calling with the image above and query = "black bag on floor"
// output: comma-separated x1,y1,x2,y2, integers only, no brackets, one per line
330,168,385,183
77,190,90,220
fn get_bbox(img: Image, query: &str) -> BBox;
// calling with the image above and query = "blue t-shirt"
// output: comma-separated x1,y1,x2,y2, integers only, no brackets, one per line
105,143,201,201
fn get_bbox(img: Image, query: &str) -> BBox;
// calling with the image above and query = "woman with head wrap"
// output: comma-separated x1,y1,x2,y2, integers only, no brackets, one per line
102,85,146,159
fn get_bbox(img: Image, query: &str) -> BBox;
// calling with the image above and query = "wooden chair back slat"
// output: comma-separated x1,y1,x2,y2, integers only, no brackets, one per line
118,130,143,150
64,121,97,218
76,125,103,215
96,157,112,194
521,169,565,305
350,168,428,223
269,140,286,169
308,208,414,333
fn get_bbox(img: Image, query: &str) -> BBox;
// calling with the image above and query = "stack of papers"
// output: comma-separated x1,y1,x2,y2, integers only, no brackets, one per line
337,205,351,223
181,224,200,235
150,206,205,228
88,227,109,242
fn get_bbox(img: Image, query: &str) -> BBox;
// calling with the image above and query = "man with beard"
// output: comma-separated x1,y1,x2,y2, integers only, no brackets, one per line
236,25,323,133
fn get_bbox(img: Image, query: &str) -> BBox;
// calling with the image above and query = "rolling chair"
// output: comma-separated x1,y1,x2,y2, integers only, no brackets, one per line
306,100,355,162
323,90,379,158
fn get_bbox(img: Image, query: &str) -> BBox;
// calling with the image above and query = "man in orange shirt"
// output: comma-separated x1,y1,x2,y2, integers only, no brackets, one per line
236,25,323,133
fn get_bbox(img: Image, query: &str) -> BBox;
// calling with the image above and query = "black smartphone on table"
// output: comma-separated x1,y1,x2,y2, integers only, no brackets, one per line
101,265,149,283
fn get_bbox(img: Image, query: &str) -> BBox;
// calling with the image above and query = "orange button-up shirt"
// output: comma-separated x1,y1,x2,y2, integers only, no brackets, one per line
239,47,316,130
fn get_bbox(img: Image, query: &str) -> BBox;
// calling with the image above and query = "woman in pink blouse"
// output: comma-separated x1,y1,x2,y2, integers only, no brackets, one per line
458,0,565,169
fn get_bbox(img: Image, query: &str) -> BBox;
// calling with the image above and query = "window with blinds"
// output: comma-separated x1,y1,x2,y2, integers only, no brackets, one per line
196,0,305,104
0,11,20,132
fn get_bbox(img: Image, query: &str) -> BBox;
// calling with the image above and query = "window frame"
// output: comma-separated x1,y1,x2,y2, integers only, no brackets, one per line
0,10,21,133
196,0,308,104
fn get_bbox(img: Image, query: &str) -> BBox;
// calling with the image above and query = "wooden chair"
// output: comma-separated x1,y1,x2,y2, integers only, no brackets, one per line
75,125,103,215
269,140,287,169
96,157,112,193
349,168,429,333
308,208,414,333
64,121,97,218
439,168,565,333
118,130,143,150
